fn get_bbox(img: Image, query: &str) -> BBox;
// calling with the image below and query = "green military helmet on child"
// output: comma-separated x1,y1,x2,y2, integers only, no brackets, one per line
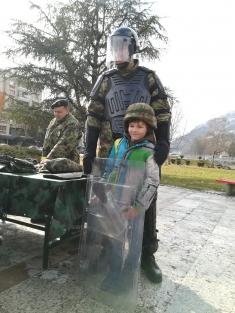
124,103,157,130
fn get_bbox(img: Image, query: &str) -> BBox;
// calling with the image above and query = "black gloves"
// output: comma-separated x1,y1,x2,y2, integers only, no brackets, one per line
83,155,93,175
92,181,107,203
83,126,100,174
154,122,170,166
154,141,170,166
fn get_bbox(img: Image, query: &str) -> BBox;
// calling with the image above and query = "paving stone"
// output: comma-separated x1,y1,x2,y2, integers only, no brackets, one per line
0,185,234,313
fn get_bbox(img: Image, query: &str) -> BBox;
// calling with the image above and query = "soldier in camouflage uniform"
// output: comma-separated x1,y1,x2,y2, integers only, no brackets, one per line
42,99,82,163
84,26,171,283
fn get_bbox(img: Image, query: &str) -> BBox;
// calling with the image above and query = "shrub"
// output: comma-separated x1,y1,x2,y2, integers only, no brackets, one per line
197,161,205,167
0,145,41,162
176,159,181,165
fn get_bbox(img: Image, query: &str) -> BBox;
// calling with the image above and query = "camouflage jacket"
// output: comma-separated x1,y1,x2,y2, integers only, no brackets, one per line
86,62,171,163
42,113,82,162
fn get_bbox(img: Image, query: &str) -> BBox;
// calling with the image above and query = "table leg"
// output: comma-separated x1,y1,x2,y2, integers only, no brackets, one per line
42,214,52,269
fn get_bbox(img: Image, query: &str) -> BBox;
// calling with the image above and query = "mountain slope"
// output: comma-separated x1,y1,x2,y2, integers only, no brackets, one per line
171,111,235,154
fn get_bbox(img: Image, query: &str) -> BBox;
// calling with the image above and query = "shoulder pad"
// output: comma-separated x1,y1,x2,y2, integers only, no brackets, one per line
103,68,118,77
90,69,118,98
138,66,154,74
141,68,167,99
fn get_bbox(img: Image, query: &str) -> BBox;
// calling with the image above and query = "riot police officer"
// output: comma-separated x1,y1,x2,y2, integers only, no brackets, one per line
84,26,171,283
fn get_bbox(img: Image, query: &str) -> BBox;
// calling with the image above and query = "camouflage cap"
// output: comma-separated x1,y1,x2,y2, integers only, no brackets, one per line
44,158,82,173
51,99,69,109
124,103,157,129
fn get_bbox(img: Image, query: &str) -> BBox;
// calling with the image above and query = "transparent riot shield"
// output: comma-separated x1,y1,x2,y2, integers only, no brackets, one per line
79,158,146,313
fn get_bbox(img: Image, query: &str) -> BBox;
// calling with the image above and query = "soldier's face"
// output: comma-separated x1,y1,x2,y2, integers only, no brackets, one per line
53,106,69,120
128,120,148,142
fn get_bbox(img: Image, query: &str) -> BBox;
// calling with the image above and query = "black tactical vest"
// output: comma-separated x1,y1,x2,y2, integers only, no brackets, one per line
105,67,151,136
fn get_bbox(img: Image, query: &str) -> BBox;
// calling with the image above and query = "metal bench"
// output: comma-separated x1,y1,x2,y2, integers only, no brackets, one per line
216,179,235,196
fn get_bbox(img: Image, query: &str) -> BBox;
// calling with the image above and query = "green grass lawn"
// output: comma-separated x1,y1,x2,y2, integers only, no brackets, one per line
161,164,235,192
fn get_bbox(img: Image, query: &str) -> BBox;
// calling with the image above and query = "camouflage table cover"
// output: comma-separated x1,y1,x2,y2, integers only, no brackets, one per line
0,172,86,239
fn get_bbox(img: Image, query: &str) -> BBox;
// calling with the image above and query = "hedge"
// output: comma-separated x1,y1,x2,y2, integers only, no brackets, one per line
0,145,41,162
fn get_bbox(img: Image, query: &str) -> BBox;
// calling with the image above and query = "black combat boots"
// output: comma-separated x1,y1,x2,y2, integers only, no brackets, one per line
141,254,162,283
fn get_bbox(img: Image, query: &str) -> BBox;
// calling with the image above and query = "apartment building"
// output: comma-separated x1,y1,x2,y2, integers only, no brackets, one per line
0,75,42,135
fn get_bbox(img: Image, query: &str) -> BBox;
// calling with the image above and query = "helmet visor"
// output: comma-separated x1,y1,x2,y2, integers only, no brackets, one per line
106,35,132,67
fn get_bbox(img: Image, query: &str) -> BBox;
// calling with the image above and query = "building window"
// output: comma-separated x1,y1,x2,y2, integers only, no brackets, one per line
9,82,16,96
17,88,30,102
0,125,7,134
9,127,25,136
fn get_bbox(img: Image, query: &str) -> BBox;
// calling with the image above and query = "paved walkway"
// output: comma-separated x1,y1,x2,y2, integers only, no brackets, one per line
0,185,234,313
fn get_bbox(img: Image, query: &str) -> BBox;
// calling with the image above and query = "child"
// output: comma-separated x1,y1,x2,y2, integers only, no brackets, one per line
100,102,160,292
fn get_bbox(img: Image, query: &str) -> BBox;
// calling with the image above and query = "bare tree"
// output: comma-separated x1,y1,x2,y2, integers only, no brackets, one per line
191,136,207,156
204,117,230,164
166,89,185,149
228,140,235,157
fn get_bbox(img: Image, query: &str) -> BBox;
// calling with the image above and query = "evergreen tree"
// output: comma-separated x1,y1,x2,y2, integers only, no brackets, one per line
2,0,167,122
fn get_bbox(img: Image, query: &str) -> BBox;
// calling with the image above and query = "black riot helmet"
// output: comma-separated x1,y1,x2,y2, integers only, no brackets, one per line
106,26,140,68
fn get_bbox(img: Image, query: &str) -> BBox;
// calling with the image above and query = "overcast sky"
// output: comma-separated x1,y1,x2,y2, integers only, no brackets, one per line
0,0,234,133
154,0,235,133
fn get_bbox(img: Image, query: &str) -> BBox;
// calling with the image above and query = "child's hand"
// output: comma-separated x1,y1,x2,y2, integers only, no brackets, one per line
122,207,139,220
92,182,107,203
